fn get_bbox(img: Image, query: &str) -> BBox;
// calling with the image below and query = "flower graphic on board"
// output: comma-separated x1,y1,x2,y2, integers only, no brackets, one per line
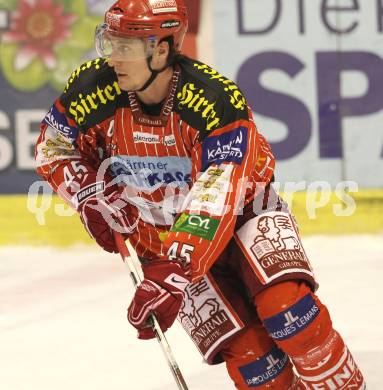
2,0,76,70
0,0,104,91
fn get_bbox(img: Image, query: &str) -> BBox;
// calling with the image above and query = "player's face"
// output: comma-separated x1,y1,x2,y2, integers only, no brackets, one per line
107,37,153,91
108,56,151,91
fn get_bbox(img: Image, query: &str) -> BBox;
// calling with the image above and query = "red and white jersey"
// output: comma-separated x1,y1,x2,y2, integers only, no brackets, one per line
35,56,275,282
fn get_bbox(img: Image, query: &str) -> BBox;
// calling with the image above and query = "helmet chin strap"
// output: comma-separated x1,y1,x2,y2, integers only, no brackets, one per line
135,40,176,93
135,55,169,92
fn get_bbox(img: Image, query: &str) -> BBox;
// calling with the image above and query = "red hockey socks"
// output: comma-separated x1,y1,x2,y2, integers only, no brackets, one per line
255,281,366,389
221,324,300,389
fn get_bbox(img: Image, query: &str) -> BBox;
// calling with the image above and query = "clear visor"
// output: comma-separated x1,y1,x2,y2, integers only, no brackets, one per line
95,23,158,62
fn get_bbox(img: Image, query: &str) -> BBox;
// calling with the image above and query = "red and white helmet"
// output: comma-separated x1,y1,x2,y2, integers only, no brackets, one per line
95,0,188,59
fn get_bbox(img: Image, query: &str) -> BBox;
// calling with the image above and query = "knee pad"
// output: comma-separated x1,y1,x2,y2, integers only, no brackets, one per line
254,281,332,357
221,324,299,389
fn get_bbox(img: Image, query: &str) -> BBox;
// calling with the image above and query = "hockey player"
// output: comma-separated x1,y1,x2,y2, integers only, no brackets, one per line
35,1,366,388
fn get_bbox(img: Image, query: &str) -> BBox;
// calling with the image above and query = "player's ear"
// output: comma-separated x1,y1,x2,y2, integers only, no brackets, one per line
158,41,169,56
152,40,170,69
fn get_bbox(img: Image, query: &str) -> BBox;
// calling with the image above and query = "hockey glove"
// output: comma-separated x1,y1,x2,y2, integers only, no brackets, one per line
77,182,139,253
127,260,189,340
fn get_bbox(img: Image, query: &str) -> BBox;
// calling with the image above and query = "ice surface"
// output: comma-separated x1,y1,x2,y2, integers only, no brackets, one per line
0,235,382,389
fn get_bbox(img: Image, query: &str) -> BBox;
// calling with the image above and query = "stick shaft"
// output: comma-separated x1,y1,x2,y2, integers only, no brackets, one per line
114,233,189,390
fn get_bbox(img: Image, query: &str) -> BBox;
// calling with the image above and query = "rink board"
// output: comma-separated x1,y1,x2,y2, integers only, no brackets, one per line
0,190,382,246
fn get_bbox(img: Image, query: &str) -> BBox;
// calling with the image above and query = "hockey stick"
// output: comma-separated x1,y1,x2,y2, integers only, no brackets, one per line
113,232,190,390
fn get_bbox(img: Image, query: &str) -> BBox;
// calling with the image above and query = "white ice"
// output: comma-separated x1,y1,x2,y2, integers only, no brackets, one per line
1,235,382,390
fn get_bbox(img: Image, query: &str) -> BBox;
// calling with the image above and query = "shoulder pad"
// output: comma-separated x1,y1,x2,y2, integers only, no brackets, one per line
175,57,249,139
59,58,128,132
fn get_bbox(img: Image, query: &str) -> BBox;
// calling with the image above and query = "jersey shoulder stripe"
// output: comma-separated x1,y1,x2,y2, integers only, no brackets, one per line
175,56,249,140
59,58,129,133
